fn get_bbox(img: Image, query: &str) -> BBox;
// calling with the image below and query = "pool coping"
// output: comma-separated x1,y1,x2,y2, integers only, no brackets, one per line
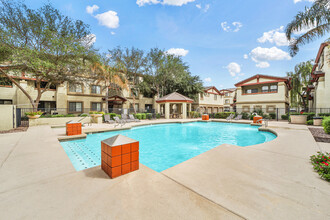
56,119,274,142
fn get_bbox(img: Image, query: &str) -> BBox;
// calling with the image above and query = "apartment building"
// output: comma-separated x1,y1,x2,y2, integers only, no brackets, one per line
0,75,156,114
219,88,236,112
194,86,224,113
310,42,330,111
235,74,291,115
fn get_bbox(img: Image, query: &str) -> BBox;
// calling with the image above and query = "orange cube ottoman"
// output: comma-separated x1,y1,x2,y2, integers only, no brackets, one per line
101,134,139,179
253,116,263,124
66,121,82,136
202,114,209,120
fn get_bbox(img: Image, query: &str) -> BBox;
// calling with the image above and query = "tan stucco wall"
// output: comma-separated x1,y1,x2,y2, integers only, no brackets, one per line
0,105,16,131
236,82,288,104
313,46,330,109
29,117,91,126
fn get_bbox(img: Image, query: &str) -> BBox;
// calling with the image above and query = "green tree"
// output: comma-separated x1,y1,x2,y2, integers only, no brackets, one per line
108,47,148,113
286,0,330,56
0,1,97,111
91,54,127,113
287,60,314,110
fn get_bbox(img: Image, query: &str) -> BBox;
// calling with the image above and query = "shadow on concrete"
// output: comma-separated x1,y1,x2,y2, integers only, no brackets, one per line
82,166,109,179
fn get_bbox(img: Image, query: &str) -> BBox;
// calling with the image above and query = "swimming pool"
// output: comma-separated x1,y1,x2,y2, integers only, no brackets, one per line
60,122,276,172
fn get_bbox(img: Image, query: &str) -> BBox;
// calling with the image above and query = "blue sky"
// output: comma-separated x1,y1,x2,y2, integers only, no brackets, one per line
26,0,328,89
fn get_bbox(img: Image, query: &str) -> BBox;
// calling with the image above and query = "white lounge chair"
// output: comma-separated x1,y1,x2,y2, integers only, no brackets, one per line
104,114,115,124
114,116,125,127
129,114,140,122
234,114,242,120
226,114,234,121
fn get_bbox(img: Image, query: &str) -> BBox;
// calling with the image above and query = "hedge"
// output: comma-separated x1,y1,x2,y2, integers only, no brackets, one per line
269,113,276,119
134,113,147,120
306,120,313,125
281,114,288,120
323,117,330,134
214,112,235,119
319,113,330,117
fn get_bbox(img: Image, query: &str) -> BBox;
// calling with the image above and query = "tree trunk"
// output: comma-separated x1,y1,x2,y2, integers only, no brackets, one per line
0,68,36,110
105,82,109,113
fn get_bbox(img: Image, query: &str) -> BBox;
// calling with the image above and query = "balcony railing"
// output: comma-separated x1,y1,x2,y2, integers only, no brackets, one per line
242,90,277,95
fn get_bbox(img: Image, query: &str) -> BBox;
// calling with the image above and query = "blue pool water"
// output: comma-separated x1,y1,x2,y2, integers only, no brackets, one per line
60,122,276,172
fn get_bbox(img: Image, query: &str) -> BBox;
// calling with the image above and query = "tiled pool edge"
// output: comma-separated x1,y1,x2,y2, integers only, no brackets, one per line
56,119,277,142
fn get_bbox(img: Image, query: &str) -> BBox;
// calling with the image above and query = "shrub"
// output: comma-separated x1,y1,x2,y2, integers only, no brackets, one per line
146,113,152,120
25,111,43,116
241,112,249,119
209,113,215,118
263,114,272,120
323,117,330,134
189,111,200,118
249,114,254,120
134,113,146,120
310,151,330,181
319,113,330,117
306,120,313,125
156,113,161,119
89,111,105,115
281,114,288,120
269,113,276,119
302,112,315,121
80,113,89,117
215,112,235,119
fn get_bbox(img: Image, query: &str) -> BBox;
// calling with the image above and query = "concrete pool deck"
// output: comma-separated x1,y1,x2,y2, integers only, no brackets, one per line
0,119,329,219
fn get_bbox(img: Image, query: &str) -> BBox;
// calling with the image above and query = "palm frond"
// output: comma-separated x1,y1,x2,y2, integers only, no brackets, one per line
289,23,330,56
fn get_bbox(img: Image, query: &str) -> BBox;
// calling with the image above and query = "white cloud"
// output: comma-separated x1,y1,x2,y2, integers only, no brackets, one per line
94,11,119,29
204,77,212,82
249,46,291,68
294,0,314,3
111,31,116,35
256,62,270,68
196,3,210,12
243,54,249,59
166,48,189,56
257,26,290,46
81,34,96,48
226,62,241,77
86,5,99,15
136,0,160,7
162,0,195,6
221,21,243,32
137,0,195,7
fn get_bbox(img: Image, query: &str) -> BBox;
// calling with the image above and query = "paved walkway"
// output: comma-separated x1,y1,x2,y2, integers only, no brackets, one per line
0,120,329,219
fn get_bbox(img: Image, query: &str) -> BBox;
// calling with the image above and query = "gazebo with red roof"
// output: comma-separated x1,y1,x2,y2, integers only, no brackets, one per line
156,92,194,119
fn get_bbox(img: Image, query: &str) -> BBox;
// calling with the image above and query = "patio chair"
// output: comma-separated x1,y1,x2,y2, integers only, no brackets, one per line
121,114,134,122
234,114,242,120
114,116,126,127
129,114,140,122
104,114,115,124
226,114,234,121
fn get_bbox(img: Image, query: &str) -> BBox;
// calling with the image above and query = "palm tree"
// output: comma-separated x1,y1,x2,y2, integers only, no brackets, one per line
286,0,330,56
92,55,128,113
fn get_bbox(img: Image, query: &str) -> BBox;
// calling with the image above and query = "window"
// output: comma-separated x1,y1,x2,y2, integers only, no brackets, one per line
91,85,101,94
270,85,278,92
262,86,269,93
214,94,217,100
266,105,276,113
224,107,230,112
35,81,56,90
243,106,250,112
0,77,12,87
254,105,262,111
225,93,230,97
0,99,12,104
225,99,230,104
91,102,102,111
245,88,258,94
69,84,82,93
69,102,82,112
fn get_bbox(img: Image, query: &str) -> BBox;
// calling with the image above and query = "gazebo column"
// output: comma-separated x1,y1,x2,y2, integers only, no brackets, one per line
157,103,160,113
182,102,187,119
165,102,170,119
189,104,192,113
